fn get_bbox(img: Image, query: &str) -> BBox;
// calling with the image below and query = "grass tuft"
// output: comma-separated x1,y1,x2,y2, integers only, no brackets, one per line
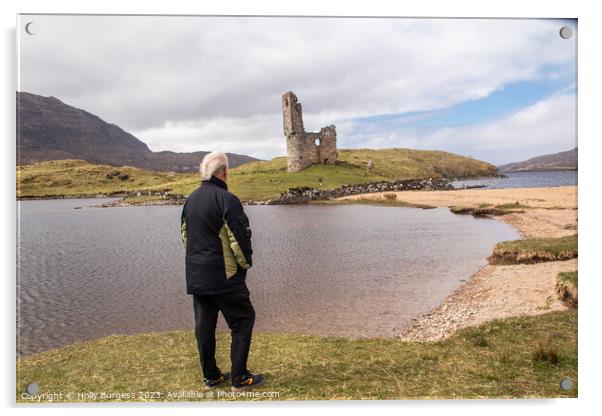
494,202,532,210
489,234,577,265
471,335,490,348
556,271,578,308
450,206,516,217
450,201,534,217
533,344,560,365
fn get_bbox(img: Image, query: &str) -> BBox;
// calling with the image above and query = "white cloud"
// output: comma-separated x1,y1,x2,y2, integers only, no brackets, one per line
343,94,577,165
19,16,576,159
134,114,285,160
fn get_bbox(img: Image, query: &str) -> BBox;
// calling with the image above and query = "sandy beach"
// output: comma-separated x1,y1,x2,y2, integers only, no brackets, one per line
340,186,578,341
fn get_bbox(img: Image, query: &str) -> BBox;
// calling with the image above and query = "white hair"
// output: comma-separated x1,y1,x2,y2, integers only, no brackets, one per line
200,151,229,180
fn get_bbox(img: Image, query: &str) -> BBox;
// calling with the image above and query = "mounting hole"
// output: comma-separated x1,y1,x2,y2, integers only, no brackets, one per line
559,26,573,39
25,22,38,35
560,378,573,390
26,383,39,395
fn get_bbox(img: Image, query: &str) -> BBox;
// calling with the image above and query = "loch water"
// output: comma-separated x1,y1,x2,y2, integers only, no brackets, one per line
17,199,519,355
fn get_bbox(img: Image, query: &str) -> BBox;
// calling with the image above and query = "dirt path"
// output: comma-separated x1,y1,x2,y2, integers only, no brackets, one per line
339,186,578,341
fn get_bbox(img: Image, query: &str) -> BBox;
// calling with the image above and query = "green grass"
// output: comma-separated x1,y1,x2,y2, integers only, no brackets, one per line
17,148,498,202
226,149,497,202
16,159,197,199
226,158,376,202
450,206,519,217
337,148,498,180
451,201,533,217
494,202,533,210
556,271,578,308
17,310,577,402
489,235,578,264
451,202,574,218
558,271,578,287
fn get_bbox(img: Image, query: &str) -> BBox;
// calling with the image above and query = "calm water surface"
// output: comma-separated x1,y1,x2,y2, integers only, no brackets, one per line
17,199,519,355
452,171,577,189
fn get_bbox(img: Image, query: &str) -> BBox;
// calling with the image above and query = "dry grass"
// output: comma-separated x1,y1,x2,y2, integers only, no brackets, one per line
556,271,578,308
450,206,518,217
449,201,533,217
16,159,195,198
489,235,577,265
495,202,533,210
17,310,577,402
533,344,560,365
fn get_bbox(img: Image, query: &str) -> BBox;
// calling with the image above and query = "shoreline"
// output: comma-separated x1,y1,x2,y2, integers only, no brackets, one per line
338,186,577,341
17,183,577,209
17,186,577,349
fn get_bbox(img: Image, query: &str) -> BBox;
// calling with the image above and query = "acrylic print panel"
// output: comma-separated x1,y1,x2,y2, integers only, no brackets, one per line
16,15,578,402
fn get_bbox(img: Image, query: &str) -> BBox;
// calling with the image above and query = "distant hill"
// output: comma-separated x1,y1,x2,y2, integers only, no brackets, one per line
17,149,499,201
498,148,577,173
16,91,259,172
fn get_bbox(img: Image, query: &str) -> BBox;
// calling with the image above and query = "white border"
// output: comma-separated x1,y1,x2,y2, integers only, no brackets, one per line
3,1,600,415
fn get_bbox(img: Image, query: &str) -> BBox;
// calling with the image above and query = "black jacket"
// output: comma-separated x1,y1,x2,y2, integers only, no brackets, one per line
181,176,253,295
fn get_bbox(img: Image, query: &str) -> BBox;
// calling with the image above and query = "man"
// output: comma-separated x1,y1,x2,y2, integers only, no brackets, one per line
181,151,264,389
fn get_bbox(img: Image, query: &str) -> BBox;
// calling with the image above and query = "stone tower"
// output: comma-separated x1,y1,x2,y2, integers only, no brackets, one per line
282,91,338,173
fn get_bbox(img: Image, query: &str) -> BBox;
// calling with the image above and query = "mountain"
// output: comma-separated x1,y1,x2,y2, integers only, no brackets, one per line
16,91,259,172
498,148,577,173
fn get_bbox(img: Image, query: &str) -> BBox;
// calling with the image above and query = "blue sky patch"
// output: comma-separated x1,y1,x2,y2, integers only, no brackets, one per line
347,62,576,134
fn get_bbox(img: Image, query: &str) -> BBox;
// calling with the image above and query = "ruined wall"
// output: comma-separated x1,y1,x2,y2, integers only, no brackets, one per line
282,91,338,173
282,92,304,137
283,92,311,172
316,126,337,165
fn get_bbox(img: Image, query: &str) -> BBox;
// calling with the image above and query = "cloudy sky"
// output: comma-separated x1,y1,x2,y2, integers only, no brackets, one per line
19,15,577,164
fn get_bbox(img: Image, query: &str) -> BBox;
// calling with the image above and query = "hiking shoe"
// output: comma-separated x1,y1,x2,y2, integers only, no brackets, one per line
232,372,265,390
204,372,230,389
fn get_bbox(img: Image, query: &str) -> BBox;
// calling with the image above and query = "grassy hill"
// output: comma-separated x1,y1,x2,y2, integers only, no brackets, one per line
17,149,498,201
229,149,497,201
16,159,198,199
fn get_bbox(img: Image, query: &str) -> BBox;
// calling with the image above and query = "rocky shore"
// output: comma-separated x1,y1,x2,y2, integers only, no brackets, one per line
96,193,187,208
247,178,454,205
92,177,454,207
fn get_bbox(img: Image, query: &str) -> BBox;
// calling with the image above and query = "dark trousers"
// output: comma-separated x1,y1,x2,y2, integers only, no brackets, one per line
192,286,256,384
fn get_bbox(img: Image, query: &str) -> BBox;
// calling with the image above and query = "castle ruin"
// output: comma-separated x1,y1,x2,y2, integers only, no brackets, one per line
282,91,338,173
